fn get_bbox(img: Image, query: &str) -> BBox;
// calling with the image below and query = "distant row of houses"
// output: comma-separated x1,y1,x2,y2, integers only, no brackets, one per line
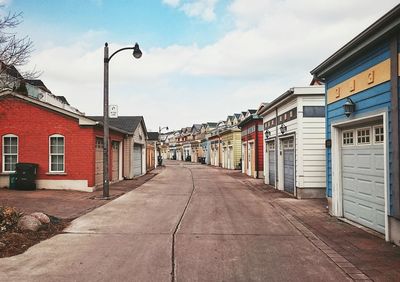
162,5,400,246
0,64,160,192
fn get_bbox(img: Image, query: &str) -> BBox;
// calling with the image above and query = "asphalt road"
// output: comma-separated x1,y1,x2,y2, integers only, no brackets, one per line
0,161,350,281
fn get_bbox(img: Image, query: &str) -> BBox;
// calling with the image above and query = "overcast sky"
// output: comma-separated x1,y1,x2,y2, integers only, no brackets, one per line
3,0,399,131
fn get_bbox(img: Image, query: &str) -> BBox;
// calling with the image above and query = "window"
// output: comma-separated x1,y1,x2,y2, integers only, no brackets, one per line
282,138,294,149
342,130,354,145
357,128,371,145
3,134,18,172
49,135,65,172
303,106,325,117
374,126,384,143
268,142,275,151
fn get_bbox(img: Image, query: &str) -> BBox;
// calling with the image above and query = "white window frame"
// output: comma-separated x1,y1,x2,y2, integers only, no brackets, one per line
356,127,371,146
342,130,355,146
49,134,65,173
373,125,384,144
2,134,18,173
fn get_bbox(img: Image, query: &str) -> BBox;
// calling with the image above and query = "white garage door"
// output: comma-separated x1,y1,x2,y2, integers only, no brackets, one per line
112,141,119,181
341,125,385,234
267,141,275,187
133,144,142,177
283,138,295,195
95,138,103,186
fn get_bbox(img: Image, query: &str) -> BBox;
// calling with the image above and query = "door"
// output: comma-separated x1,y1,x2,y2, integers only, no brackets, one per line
341,125,385,233
247,143,252,176
111,141,119,181
267,141,275,186
229,146,234,169
95,138,103,186
283,138,295,194
133,144,142,177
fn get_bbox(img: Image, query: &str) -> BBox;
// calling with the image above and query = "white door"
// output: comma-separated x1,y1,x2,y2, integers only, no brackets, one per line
133,144,142,177
341,125,385,233
229,146,233,169
111,141,119,181
247,143,252,176
95,138,103,186
267,141,275,186
283,138,295,194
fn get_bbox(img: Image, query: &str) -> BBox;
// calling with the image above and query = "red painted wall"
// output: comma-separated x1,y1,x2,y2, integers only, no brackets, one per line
0,96,124,187
240,119,264,171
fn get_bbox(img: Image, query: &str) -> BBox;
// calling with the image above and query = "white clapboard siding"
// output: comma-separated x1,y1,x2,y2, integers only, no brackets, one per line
298,95,326,188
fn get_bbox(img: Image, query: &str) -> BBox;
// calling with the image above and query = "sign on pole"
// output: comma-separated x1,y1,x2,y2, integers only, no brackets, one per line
109,105,118,118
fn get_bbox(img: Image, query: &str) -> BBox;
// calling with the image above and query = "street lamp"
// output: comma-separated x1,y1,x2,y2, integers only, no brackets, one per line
158,126,169,162
103,42,142,198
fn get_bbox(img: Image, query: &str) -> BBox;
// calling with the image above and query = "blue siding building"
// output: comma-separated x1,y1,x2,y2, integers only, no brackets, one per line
311,4,400,245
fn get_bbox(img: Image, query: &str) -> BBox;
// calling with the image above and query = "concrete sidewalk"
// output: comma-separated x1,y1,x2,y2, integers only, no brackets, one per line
227,170,400,281
0,164,192,281
273,197,400,281
0,170,159,219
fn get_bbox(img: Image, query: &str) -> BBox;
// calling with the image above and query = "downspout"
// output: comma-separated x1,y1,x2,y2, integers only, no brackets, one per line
255,119,259,178
275,107,279,187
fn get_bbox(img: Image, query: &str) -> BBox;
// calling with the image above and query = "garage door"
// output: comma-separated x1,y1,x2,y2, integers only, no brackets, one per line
342,125,385,233
111,141,119,181
95,138,103,186
267,141,275,186
133,144,142,177
283,138,294,194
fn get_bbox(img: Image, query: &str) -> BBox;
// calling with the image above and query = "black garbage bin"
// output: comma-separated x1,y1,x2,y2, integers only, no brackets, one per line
14,163,38,190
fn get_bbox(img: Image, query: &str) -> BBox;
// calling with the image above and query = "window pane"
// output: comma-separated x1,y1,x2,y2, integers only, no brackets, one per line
11,137,17,146
303,106,325,117
10,145,17,154
4,137,10,146
4,155,17,171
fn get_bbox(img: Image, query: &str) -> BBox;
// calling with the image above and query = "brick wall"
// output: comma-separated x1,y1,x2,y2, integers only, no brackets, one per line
0,96,124,188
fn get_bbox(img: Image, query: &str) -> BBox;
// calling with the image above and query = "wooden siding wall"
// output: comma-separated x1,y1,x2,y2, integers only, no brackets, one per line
325,41,392,206
297,96,326,188
241,120,264,177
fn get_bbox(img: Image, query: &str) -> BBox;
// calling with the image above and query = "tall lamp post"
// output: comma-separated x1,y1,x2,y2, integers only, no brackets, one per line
103,42,142,198
158,126,169,162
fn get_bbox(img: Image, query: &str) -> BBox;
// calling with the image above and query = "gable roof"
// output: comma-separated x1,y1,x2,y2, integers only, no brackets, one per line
88,116,146,135
25,79,52,93
191,124,202,132
0,63,23,80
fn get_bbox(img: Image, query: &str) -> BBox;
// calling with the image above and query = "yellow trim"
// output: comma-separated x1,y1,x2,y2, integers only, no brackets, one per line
327,59,391,104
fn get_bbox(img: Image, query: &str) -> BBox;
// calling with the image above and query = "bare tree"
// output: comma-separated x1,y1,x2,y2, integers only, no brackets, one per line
0,11,40,90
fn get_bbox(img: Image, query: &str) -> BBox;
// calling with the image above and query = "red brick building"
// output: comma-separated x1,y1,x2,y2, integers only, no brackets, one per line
238,111,264,178
0,91,147,191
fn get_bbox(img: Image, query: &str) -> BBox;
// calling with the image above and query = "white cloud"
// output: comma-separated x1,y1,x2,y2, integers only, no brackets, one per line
162,0,180,7
181,0,218,22
25,0,400,129
163,0,218,22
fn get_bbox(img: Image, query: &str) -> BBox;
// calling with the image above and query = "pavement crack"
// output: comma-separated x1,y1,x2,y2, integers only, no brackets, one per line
171,165,196,282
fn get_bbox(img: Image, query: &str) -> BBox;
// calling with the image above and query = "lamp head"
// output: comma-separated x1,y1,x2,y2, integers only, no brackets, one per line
133,43,142,59
280,123,287,134
343,98,355,117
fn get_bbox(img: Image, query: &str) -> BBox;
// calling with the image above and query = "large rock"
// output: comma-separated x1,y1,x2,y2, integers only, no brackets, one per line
17,215,42,232
30,212,50,224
